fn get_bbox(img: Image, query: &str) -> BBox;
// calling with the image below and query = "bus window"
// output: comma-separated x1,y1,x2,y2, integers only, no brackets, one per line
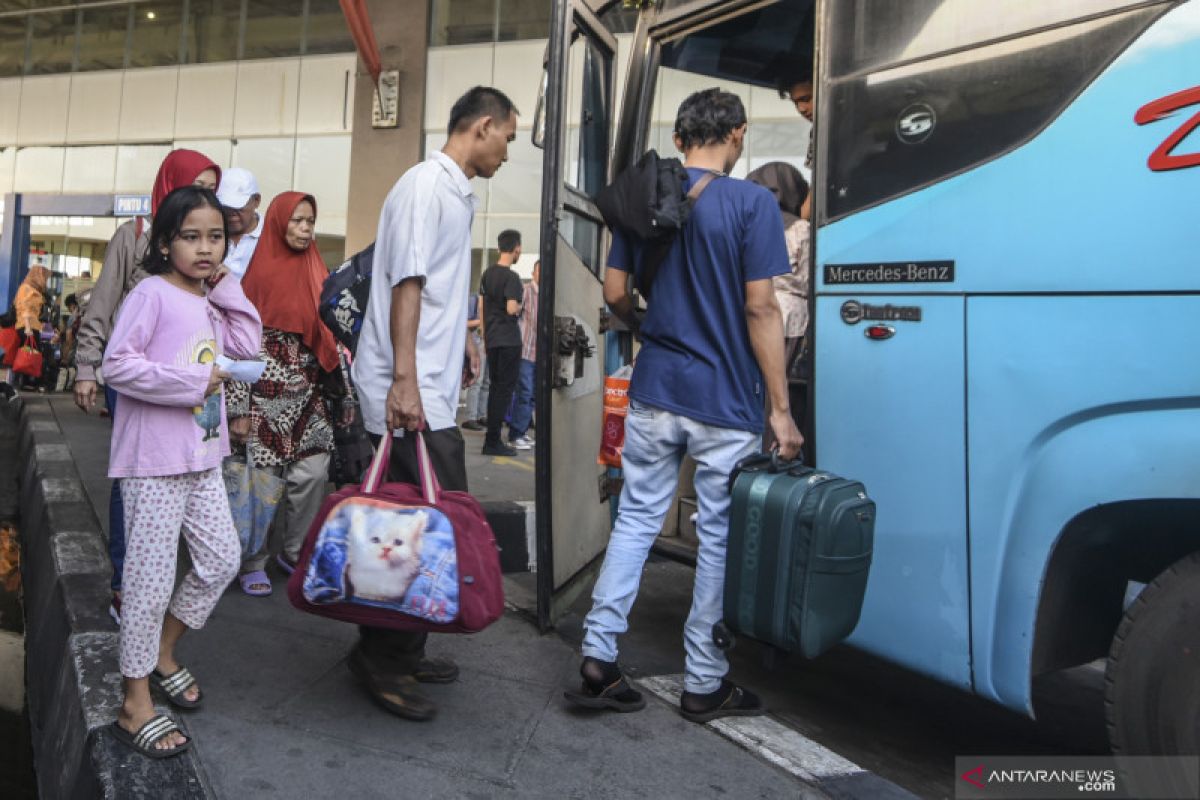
827,0,1161,77
823,4,1171,221
558,32,613,276
646,66,809,178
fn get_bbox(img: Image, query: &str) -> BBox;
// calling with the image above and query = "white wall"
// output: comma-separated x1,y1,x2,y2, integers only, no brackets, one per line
0,53,356,243
422,34,812,277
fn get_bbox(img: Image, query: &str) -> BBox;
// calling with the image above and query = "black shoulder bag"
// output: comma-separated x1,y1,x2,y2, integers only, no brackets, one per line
595,150,721,299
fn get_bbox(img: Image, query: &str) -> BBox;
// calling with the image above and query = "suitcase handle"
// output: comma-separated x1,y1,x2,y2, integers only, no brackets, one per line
728,450,806,492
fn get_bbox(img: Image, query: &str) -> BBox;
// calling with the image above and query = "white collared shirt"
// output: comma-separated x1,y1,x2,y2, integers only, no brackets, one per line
224,212,265,278
354,151,478,434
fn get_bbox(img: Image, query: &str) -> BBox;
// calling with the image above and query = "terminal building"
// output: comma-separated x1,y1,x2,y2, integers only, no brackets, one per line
0,0,809,302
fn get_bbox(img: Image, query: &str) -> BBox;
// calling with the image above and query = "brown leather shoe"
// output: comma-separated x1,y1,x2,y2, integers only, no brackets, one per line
411,656,459,684
348,646,437,721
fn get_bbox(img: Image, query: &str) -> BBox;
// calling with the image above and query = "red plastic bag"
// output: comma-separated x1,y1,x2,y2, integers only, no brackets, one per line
597,364,634,468
12,345,43,378
0,328,18,367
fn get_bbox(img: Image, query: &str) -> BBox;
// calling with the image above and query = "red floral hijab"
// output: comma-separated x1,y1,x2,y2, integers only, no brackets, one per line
241,192,339,372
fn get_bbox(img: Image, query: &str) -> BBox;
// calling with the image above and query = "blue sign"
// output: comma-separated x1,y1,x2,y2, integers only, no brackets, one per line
113,194,151,216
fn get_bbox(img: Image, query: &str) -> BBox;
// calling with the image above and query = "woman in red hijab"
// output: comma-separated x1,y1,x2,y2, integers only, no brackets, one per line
72,147,221,625
75,148,221,402
229,192,342,595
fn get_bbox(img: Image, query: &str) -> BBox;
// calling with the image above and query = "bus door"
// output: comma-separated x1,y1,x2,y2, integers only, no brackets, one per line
534,0,620,628
605,1,819,556
598,0,975,687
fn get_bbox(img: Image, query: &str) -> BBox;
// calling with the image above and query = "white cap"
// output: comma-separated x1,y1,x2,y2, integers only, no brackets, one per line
216,167,260,209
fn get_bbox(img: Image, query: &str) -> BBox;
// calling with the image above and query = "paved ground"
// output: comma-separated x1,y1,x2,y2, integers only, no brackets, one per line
44,394,1107,799
46,396,814,799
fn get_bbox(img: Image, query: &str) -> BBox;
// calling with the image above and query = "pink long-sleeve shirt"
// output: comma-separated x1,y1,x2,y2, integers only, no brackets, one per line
103,275,263,478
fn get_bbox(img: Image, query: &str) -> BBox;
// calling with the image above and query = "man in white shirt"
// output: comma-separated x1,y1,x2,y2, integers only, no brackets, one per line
216,167,264,277
351,85,518,721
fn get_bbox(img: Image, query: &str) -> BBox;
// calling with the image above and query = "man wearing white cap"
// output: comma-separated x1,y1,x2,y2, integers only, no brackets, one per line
217,167,264,277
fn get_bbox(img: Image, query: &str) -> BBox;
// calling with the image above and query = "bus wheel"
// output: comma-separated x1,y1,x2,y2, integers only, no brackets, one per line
1105,551,1200,757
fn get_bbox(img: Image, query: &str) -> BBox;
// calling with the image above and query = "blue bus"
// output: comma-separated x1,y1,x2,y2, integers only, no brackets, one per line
534,0,1200,756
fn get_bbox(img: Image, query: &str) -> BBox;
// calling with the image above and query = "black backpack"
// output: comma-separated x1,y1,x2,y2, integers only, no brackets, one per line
595,150,719,298
319,242,375,355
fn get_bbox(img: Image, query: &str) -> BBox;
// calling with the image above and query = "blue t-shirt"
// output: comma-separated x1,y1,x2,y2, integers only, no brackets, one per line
608,169,790,433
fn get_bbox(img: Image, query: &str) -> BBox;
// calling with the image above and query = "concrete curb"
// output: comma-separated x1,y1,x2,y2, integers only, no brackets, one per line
638,674,920,800
17,400,214,799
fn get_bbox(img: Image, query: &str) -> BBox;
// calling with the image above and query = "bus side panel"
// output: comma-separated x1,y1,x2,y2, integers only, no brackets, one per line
814,2,1199,297
968,296,1200,715
814,295,971,689
815,2,1199,713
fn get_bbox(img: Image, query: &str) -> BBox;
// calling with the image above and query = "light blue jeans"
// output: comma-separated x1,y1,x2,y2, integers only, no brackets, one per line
582,399,758,694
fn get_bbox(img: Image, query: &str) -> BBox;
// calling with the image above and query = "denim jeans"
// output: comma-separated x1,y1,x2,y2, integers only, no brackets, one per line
508,359,535,440
581,400,758,693
464,334,489,421
104,383,126,591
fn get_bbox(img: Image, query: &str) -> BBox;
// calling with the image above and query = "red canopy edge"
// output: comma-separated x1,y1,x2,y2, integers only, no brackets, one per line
339,0,383,85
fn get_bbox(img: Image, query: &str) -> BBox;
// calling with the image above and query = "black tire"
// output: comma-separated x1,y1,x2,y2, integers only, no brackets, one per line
1105,551,1200,761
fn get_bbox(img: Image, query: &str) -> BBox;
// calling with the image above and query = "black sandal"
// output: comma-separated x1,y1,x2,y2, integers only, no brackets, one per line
680,679,763,723
563,658,646,713
110,715,191,759
152,666,203,710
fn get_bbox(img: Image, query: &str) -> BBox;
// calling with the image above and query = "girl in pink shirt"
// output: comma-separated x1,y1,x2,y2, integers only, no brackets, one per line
103,185,262,758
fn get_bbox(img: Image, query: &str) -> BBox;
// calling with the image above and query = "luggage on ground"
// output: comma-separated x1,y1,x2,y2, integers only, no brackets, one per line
287,432,504,633
723,454,875,659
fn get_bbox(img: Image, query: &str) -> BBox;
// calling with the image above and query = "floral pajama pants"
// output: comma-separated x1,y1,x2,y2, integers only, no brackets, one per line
119,467,240,678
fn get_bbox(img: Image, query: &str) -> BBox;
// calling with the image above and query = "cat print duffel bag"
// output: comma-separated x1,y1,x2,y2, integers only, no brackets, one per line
287,432,504,633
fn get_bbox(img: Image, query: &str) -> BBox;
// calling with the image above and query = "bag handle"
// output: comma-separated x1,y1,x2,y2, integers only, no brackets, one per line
415,432,441,503
727,448,807,492
360,432,441,504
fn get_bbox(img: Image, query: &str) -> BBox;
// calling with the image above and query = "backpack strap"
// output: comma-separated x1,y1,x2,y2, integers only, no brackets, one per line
640,170,722,299
687,170,721,204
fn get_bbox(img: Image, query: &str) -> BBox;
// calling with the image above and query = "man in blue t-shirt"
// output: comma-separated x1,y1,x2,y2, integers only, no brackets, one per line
566,88,803,722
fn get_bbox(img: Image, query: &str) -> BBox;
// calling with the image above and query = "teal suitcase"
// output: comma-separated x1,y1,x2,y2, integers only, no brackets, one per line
722,455,875,659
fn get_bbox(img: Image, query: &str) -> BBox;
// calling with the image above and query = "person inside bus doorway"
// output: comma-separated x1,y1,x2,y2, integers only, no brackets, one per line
777,61,815,171
566,88,803,722
217,167,264,278
747,162,811,439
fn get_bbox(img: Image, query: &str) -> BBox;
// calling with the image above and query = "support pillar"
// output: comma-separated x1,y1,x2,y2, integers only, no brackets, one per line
343,0,431,257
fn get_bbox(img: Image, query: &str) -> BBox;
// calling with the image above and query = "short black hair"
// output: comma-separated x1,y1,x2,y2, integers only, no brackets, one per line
142,186,229,275
775,59,814,100
497,229,521,254
448,86,518,136
65,293,77,308
674,88,747,150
